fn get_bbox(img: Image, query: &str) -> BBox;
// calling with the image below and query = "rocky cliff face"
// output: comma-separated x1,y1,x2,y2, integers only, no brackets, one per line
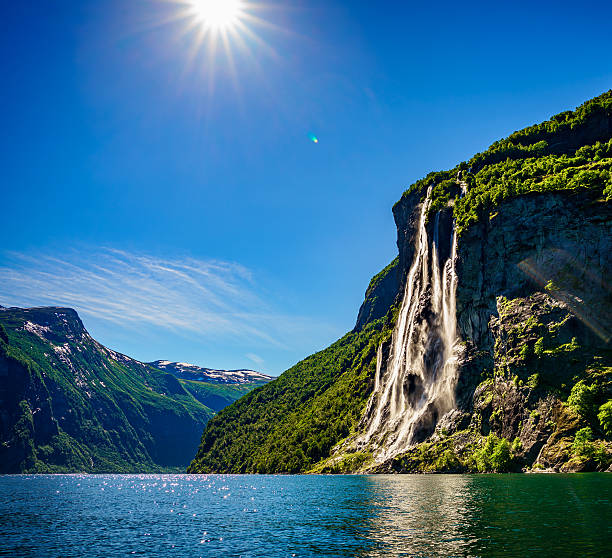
455,190,611,352
354,258,400,331
383,188,612,473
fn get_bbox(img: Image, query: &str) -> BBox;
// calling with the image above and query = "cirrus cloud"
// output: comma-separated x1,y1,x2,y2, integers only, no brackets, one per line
0,247,336,353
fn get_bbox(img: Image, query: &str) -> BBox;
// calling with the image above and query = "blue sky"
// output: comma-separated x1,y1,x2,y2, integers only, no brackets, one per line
1,0,611,375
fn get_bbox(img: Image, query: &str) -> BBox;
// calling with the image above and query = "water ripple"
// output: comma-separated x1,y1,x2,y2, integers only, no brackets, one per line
0,473,609,557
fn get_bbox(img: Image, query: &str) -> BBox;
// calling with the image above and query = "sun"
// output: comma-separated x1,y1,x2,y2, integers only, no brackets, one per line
189,0,244,30
163,0,276,90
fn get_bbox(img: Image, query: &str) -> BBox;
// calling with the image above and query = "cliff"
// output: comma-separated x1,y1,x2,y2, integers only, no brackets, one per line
384,187,611,473
189,91,612,474
0,306,263,472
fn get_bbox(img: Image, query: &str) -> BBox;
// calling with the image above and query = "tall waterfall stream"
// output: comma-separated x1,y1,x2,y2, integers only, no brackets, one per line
356,188,464,462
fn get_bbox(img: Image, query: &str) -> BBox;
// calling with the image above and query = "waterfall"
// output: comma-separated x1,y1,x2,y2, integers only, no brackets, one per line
357,187,462,461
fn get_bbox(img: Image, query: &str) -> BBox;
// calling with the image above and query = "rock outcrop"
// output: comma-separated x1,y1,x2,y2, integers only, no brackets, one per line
354,258,400,331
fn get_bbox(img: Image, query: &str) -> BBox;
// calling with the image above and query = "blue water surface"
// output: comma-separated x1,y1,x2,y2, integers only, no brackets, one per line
0,473,609,557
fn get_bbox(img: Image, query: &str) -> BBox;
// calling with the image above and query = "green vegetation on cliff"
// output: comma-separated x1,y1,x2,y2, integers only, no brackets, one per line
189,92,611,474
189,309,398,474
396,91,612,233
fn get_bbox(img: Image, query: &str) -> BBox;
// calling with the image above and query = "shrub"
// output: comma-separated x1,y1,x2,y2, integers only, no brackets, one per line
534,337,544,357
475,434,496,472
572,427,595,458
604,177,612,200
597,401,612,437
527,374,540,389
567,380,596,421
434,449,460,471
490,438,511,472
591,442,612,469
475,434,512,472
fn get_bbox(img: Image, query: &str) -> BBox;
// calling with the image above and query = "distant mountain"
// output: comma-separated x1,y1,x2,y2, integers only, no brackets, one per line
0,306,264,473
148,361,271,413
149,360,272,385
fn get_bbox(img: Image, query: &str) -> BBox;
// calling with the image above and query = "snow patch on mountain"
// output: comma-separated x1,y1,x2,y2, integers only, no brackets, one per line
149,360,273,385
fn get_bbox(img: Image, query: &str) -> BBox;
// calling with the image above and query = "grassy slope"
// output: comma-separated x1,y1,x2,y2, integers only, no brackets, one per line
189,92,612,474
0,307,269,473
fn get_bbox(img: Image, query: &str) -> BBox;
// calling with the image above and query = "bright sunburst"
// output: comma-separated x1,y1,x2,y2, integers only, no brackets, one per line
189,0,244,30
161,0,278,94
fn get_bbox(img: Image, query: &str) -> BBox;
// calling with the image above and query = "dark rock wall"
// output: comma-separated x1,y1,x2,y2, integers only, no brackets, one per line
455,190,612,352
354,258,400,331
388,187,611,471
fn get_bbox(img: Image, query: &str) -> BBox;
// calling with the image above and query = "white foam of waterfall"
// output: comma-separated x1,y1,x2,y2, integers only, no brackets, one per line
357,187,462,461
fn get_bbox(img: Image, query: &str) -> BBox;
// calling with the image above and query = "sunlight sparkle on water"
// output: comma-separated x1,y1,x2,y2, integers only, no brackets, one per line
0,474,609,557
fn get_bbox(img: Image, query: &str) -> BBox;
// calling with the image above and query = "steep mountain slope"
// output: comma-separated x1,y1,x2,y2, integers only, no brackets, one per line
0,306,261,473
189,91,612,474
189,316,397,473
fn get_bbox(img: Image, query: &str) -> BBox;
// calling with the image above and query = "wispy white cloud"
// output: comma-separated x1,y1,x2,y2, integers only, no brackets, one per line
0,247,333,350
245,352,265,365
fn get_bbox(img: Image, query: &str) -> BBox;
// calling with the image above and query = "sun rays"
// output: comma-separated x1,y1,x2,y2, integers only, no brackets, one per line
144,0,284,104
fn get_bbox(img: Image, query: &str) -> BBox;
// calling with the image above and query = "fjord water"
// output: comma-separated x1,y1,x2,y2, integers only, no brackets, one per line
1,474,610,557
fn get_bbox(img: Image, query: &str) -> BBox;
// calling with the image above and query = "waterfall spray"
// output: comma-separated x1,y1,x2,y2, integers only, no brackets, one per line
357,187,462,461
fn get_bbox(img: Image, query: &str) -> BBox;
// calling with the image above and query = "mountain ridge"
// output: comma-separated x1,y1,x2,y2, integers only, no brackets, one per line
0,305,264,472
149,360,272,384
